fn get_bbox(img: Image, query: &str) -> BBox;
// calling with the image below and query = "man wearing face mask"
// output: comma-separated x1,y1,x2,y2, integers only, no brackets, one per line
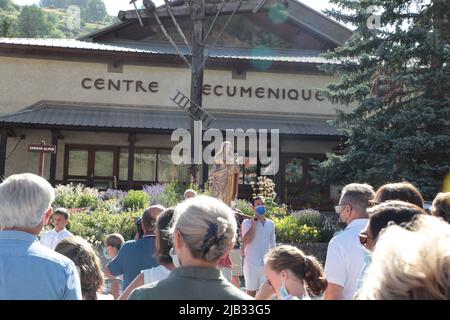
241,196,276,297
323,183,374,300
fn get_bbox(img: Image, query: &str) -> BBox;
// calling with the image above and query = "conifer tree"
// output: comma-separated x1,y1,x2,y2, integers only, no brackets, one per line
317,0,450,198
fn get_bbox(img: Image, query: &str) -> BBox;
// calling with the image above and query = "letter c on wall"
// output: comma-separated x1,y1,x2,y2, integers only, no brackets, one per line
81,78,92,89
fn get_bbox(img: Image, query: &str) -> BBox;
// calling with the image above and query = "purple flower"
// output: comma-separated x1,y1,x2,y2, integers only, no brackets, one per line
142,184,167,205
99,189,128,201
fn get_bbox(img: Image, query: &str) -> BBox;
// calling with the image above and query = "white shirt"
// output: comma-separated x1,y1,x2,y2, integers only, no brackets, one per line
241,218,276,266
142,265,171,285
324,218,368,300
40,228,73,250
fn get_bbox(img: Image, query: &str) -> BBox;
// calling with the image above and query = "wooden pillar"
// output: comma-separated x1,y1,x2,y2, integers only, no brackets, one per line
49,130,58,185
189,0,205,184
0,128,7,178
127,132,136,190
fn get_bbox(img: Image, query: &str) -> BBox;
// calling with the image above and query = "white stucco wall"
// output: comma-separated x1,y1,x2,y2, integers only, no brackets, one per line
0,56,340,116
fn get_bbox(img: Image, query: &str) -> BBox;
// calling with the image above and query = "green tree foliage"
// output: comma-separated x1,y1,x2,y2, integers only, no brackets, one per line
317,0,450,198
17,5,53,37
39,0,77,9
83,0,107,22
0,15,12,36
0,0,10,10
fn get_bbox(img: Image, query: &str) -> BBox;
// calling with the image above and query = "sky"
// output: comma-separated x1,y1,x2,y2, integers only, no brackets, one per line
11,0,334,18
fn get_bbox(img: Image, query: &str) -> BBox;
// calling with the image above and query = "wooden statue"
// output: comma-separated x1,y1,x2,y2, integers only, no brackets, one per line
209,141,240,206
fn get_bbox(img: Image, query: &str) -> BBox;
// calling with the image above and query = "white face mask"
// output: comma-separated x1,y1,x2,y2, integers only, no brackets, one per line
169,248,181,268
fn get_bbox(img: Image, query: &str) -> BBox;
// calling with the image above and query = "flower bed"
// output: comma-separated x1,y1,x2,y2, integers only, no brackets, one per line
54,178,340,256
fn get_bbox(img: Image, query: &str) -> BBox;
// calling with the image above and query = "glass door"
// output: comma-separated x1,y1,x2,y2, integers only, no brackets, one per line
65,146,117,190
92,149,115,190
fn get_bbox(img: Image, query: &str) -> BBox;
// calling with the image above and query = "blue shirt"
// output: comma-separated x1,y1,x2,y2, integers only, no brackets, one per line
0,230,82,300
107,235,158,288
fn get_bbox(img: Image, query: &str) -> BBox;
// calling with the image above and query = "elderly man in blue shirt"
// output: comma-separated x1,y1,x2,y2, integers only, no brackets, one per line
0,173,82,300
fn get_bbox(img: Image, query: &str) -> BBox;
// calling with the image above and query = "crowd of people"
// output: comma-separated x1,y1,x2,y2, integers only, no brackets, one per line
0,173,449,300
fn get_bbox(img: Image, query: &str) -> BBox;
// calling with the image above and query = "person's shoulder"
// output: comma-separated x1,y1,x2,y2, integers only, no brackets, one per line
266,218,275,226
31,242,76,268
242,218,252,225
129,280,163,300
122,239,137,247
327,231,348,249
40,229,55,237
223,283,254,300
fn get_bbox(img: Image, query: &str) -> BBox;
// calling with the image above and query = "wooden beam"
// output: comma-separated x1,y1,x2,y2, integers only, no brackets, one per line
119,0,276,21
127,132,136,190
49,129,59,186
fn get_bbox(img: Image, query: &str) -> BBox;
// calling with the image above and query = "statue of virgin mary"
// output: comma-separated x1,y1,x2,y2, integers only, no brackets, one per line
208,141,240,206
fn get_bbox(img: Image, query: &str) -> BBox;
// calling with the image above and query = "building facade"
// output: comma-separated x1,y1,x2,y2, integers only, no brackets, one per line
0,0,352,206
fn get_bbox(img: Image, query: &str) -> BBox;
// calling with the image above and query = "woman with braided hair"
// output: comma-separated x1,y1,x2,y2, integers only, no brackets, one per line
129,195,252,300
55,236,112,300
256,245,327,300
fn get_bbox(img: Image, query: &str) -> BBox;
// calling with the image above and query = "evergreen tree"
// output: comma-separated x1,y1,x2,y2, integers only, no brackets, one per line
316,0,450,198
39,0,70,8
0,16,12,36
83,0,107,23
17,5,52,37
0,0,10,10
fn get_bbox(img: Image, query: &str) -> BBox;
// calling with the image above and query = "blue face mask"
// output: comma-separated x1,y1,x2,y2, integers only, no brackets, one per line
102,247,110,260
255,205,266,215
280,280,299,300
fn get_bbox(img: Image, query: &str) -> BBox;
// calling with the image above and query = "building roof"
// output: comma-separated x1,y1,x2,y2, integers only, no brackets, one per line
0,102,339,136
0,38,336,64
81,0,352,46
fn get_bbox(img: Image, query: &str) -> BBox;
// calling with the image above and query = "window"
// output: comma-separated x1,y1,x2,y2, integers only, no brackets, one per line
66,145,190,188
94,151,114,177
283,155,329,209
158,152,189,182
68,150,88,176
119,148,156,181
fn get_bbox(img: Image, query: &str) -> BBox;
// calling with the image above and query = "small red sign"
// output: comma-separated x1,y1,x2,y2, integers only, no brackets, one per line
28,144,57,153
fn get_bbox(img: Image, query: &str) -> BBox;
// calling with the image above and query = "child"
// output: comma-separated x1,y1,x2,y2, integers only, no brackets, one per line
40,208,73,250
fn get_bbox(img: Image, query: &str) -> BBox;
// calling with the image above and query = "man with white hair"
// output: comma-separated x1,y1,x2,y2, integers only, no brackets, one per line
323,183,375,300
0,173,82,299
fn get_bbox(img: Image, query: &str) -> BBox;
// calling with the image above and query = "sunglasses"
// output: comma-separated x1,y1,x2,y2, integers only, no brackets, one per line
334,203,350,214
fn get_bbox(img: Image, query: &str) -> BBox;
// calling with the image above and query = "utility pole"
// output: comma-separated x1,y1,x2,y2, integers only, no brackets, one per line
119,0,282,185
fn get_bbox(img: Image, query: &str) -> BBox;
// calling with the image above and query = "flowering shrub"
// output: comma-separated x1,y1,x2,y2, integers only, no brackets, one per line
235,199,254,218
99,189,128,201
252,176,276,200
95,198,123,215
68,209,141,249
123,190,150,210
251,176,287,219
143,183,167,205
274,209,340,243
54,184,99,209
274,215,320,243
292,209,322,227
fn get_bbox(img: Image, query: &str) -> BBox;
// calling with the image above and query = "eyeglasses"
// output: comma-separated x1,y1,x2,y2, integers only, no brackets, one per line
358,232,373,246
334,203,350,214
